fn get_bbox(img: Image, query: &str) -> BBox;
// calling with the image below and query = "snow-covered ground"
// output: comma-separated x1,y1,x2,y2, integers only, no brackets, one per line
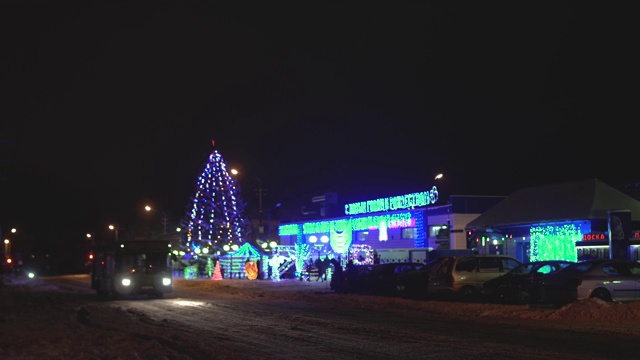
3,273,640,359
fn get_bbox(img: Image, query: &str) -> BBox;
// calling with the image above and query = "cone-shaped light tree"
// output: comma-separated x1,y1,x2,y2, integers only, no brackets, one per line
180,140,248,262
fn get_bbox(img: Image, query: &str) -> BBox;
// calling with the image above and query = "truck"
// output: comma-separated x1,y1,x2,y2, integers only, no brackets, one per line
90,239,173,299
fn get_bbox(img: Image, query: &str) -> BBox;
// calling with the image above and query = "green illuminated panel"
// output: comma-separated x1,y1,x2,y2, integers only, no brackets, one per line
530,222,581,262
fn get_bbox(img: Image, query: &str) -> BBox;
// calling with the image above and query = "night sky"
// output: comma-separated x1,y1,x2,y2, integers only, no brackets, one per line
1,1,639,272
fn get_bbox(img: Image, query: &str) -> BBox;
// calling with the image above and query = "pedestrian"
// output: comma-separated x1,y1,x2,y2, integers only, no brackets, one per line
305,259,313,281
316,257,327,281
346,259,358,293
322,256,331,281
329,257,344,292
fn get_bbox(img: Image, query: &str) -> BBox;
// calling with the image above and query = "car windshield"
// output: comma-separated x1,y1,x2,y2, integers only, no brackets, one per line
510,264,534,275
566,261,597,274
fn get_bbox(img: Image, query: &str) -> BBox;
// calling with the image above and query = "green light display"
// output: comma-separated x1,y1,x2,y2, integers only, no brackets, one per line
530,222,581,262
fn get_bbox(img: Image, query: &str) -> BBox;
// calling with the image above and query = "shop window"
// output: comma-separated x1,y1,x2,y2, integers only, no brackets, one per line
429,224,449,238
402,227,416,239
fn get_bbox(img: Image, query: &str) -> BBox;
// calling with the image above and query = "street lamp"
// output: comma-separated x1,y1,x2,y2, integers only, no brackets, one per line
3,228,16,257
108,225,119,242
144,205,168,235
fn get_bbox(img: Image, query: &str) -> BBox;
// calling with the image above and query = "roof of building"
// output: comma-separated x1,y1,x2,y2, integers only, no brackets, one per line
465,178,640,230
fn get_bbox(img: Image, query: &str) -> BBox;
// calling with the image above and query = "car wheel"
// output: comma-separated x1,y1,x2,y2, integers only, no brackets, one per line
591,288,612,302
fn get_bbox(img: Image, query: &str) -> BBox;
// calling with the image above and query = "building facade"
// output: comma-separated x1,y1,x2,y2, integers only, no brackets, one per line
276,186,504,276
465,179,640,263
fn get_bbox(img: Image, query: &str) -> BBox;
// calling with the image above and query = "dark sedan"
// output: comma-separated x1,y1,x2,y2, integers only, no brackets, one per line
330,264,376,294
481,260,574,304
395,259,443,300
357,262,424,296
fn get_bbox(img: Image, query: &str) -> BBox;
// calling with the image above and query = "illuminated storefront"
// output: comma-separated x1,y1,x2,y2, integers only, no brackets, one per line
465,179,640,263
277,186,505,277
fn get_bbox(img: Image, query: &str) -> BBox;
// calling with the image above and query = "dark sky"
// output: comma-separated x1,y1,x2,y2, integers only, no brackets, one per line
1,1,639,267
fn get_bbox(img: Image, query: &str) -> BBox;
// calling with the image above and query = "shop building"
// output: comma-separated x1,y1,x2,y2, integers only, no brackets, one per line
276,185,504,276
465,178,640,263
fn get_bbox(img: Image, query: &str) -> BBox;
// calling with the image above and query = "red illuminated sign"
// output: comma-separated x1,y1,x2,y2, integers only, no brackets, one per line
583,233,606,241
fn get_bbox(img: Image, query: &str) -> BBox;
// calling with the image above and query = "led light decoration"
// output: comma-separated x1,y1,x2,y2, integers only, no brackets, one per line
530,222,582,262
379,220,388,241
330,220,352,254
413,211,426,248
279,224,300,236
294,243,310,277
300,212,415,235
211,260,223,280
280,210,427,255
219,243,262,279
349,244,374,265
182,140,248,262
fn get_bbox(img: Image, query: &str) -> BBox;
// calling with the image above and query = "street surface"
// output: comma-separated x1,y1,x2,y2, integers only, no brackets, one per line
2,274,640,359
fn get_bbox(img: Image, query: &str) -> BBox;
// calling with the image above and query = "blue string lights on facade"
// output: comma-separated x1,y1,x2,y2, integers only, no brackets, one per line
182,140,248,261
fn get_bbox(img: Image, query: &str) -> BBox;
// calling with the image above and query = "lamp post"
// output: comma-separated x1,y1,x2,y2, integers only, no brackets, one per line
3,227,16,258
144,205,168,236
108,225,119,242
256,178,264,227
434,172,452,249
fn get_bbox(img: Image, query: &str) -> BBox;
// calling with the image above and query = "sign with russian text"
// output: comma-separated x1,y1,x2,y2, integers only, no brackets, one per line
344,186,439,215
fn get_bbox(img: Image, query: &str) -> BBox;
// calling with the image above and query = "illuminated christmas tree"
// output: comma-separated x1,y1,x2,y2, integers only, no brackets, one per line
211,259,223,280
181,140,248,262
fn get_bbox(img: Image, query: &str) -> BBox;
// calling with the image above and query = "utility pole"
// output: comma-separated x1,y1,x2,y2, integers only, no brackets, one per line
258,181,263,225
256,178,265,228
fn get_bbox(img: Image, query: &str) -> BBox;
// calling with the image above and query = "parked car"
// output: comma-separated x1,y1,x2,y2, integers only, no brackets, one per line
330,264,376,294
481,260,574,304
535,259,640,307
356,262,424,296
395,259,442,300
427,255,522,301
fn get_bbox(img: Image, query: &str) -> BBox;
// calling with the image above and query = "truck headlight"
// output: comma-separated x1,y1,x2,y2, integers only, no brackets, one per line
121,278,132,286
162,277,172,286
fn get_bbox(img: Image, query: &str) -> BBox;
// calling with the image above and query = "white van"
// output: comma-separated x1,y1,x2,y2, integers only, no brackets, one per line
427,255,522,300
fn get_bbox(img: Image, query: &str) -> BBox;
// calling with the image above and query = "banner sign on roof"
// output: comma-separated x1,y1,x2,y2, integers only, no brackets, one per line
344,186,439,216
